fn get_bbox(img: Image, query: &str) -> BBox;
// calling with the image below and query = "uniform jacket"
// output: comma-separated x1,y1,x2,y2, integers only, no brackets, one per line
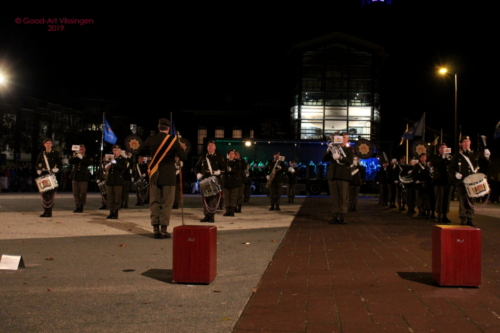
195,153,225,181
36,150,62,177
287,167,299,184
449,150,481,187
69,155,92,181
265,159,287,183
429,154,453,186
223,159,243,189
122,158,133,181
412,162,431,190
322,146,354,182
105,156,128,186
349,164,363,186
143,133,188,186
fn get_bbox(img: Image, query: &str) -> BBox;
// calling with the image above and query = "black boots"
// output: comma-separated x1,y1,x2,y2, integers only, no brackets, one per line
338,213,347,224
106,210,118,219
235,205,242,213
276,204,281,211
153,225,160,239
269,205,275,211
200,215,215,223
329,213,338,224
329,213,347,224
98,205,107,210
160,225,171,239
40,208,52,217
73,205,83,213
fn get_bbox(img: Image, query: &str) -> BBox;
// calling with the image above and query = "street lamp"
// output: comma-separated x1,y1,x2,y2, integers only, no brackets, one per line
438,67,458,152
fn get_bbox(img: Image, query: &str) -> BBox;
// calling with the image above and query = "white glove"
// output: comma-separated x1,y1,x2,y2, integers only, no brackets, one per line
52,168,59,173
197,173,202,180
408,170,412,174
131,177,135,182
415,180,421,184
176,170,180,175
333,152,340,160
228,167,232,172
395,180,399,184
266,175,270,180
391,159,397,164
37,170,42,175
484,149,491,158
77,154,83,159
111,160,116,164
455,172,463,180
213,170,221,176
288,167,295,173
376,182,379,185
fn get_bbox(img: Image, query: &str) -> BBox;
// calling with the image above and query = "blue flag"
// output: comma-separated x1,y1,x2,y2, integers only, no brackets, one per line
170,113,177,136
495,121,500,139
103,115,117,145
402,114,425,140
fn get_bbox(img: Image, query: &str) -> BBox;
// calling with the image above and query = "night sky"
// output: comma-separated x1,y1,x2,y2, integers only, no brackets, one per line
1,3,498,150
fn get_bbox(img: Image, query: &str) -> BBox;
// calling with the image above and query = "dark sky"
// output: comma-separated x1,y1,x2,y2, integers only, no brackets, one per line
1,3,497,147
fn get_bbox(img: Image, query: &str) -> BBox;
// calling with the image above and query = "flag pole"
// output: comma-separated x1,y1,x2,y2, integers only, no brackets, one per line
405,124,409,164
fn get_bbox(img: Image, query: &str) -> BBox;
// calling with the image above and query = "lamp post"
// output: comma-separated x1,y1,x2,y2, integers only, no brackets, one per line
438,68,458,152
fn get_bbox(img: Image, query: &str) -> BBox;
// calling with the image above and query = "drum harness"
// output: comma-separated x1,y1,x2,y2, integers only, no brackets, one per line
459,151,490,211
39,151,57,208
202,156,222,215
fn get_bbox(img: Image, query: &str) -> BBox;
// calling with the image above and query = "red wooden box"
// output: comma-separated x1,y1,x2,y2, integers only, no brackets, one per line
432,225,481,287
172,225,217,284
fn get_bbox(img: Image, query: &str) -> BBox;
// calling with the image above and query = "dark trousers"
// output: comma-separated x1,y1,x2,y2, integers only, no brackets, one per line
348,185,360,207
106,185,123,211
72,181,88,206
244,183,251,201
287,183,296,199
434,185,453,215
396,183,406,207
457,185,474,219
237,184,245,205
269,182,283,205
328,180,349,214
150,184,175,226
223,188,238,208
122,180,130,206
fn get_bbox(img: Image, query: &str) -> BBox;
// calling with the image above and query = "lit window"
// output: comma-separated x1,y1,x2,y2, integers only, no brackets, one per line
232,129,242,138
198,128,207,154
215,129,224,138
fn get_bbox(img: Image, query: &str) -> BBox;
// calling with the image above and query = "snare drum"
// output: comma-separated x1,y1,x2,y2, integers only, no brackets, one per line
35,174,59,193
463,173,490,198
135,178,149,192
199,176,221,197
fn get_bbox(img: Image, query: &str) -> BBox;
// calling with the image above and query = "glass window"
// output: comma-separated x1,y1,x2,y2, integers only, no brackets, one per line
197,128,207,155
232,129,242,138
215,129,224,138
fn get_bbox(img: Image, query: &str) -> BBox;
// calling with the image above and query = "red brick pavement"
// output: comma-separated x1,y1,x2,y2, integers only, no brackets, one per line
234,197,500,333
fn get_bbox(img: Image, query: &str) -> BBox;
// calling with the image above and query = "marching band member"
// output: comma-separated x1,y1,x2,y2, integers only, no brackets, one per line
322,132,354,224
388,159,398,208
36,138,62,217
265,152,287,211
375,161,390,206
143,118,187,238
105,145,128,219
429,144,454,223
412,153,431,218
195,140,224,223
222,149,242,216
97,156,109,210
449,136,488,227
121,152,133,208
173,155,183,209
405,159,418,214
234,151,246,213
348,156,363,211
134,155,149,206
394,156,407,211
69,144,91,213
287,161,299,203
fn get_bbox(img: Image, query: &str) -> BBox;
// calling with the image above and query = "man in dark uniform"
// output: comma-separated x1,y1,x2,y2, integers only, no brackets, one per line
265,151,287,211
223,149,242,216
97,156,109,210
429,144,454,223
143,118,187,238
375,161,390,206
322,133,354,224
394,156,407,211
234,151,246,213
348,156,363,211
105,145,128,219
449,136,488,226
412,153,431,218
36,138,63,217
287,161,298,203
121,152,133,208
195,140,224,222
69,144,92,213
173,155,183,209
134,155,149,206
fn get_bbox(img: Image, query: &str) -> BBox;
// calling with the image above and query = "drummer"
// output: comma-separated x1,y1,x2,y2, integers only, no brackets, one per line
36,138,62,217
195,140,224,223
449,136,490,226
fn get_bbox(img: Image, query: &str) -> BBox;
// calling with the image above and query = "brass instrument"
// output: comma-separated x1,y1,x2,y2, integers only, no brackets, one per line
327,135,346,164
266,156,285,188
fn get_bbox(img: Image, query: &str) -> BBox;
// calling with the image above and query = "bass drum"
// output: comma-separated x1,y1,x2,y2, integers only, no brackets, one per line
124,135,145,154
353,139,374,159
